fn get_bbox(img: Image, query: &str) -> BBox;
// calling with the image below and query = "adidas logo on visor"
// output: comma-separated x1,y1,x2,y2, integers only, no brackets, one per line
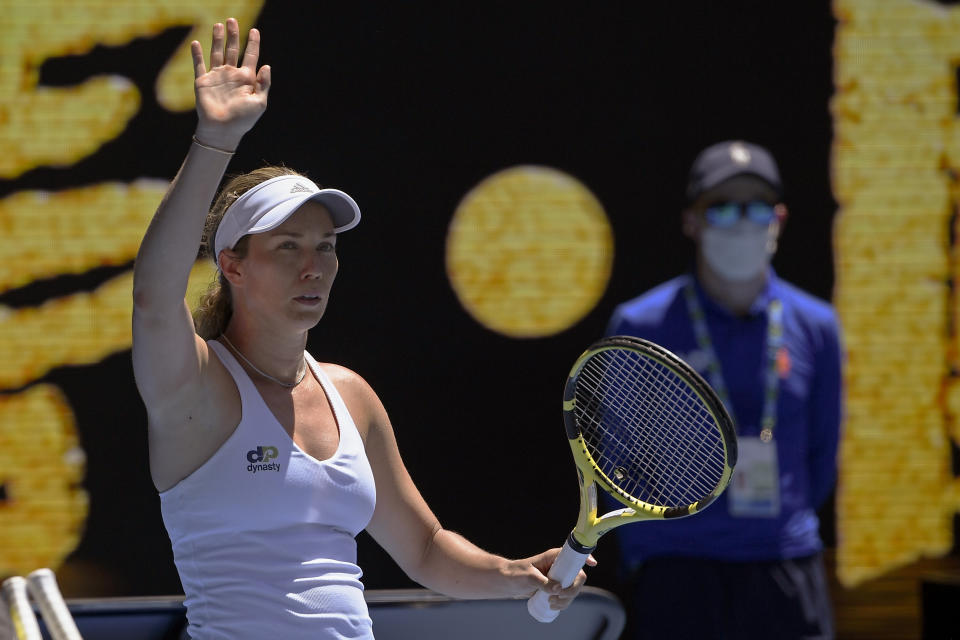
290,183,313,194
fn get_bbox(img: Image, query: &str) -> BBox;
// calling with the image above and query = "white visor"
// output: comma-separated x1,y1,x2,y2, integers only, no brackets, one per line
214,174,361,266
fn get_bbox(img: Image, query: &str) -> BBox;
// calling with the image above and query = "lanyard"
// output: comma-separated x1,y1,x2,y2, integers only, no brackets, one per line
683,278,783,442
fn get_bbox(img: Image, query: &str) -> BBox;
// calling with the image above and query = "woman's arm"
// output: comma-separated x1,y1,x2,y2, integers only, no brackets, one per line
132,19,269,419
341,368,593,609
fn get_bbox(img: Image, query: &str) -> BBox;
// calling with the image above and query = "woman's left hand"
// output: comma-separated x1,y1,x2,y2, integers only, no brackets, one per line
507,548,598,611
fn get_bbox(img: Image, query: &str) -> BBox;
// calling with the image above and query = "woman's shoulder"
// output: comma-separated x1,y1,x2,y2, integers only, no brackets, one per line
314,362,383,411
316,361,369,388
314,362,389,441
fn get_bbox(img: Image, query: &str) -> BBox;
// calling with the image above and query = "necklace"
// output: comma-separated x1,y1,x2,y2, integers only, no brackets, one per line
220,333,308,388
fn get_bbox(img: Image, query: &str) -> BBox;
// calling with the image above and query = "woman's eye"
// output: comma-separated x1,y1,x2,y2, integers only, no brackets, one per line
319,242,335,252
279,241,297,249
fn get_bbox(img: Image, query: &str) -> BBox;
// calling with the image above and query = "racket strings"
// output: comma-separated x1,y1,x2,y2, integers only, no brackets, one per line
579,383,718,506
579,383,712,502
575,348,727,508
579,355,717,470
627,370,724,499
600,359,725,502
592,360,725,505
577,373,720,507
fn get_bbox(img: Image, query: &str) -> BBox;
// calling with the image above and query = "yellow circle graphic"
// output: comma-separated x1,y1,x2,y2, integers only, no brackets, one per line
446,166,613,338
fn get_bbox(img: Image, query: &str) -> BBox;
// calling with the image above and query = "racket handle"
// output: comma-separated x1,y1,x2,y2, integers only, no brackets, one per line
26,569,82,640
2,576,42,640
526,537,592,623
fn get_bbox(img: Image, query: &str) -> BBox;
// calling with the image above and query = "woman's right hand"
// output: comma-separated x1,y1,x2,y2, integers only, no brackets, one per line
191,18,271,151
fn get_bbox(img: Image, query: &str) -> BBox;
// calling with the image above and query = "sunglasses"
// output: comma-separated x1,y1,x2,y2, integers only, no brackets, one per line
703,201,777,228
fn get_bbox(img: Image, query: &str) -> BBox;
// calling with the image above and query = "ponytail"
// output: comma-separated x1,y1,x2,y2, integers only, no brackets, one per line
193,272,234,340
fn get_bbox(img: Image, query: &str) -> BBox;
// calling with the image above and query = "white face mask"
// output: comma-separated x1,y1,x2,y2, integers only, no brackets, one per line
700,223,776,282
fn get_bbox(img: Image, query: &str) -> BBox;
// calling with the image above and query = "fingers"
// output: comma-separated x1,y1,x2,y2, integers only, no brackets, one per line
257,65,271,94
242,28,261,73
545,565,591,611
205,20,261,75
209,22,225,68
541,580,577,611
224,18,241,67
549,592,579,611
190,40,206,78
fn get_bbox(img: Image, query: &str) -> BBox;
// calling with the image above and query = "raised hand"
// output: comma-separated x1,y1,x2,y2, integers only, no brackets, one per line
191,18,271,151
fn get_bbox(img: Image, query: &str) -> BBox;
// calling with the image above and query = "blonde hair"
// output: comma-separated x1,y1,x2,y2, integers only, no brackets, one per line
193,165,307,340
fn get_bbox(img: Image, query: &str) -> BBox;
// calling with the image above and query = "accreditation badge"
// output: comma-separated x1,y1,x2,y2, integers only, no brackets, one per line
728,436,780,518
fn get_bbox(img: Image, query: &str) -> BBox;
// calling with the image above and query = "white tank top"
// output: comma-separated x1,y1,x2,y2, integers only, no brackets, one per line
159,340,377,640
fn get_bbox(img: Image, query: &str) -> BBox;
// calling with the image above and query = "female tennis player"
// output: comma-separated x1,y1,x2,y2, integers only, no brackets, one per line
131,17,593,640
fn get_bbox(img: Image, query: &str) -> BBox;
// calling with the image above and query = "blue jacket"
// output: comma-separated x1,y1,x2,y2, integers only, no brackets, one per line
605,270,842,565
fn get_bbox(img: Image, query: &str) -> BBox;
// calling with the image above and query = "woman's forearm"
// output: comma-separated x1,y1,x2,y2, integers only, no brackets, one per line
132,139,235,310
412,528,539,599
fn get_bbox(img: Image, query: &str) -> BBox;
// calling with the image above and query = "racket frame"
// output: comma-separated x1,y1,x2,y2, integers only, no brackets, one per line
26,569,82,640
2,576,42,640
528,336,738,622
562,335,738,550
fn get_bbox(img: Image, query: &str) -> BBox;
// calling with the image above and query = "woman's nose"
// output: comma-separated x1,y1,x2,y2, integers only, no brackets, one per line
301,254,324,279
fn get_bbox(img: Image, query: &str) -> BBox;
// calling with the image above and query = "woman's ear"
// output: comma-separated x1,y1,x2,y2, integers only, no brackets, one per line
219,250,244,286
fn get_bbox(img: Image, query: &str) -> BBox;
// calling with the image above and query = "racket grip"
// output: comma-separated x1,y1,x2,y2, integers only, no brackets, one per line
26,569,82,640
526,536,592,623
2,576,42,640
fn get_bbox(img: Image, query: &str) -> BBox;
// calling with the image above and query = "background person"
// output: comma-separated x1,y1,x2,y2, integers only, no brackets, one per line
605,140,842,639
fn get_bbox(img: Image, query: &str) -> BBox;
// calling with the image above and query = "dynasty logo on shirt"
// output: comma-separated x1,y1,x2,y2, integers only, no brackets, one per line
246,446,281,474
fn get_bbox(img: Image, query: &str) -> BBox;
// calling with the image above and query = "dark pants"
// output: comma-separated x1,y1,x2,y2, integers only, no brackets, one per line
622,554,834,640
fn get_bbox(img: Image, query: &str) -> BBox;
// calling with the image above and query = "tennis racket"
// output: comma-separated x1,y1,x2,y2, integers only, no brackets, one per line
527,336,737,623
26,569,81,640
2,576,42,640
